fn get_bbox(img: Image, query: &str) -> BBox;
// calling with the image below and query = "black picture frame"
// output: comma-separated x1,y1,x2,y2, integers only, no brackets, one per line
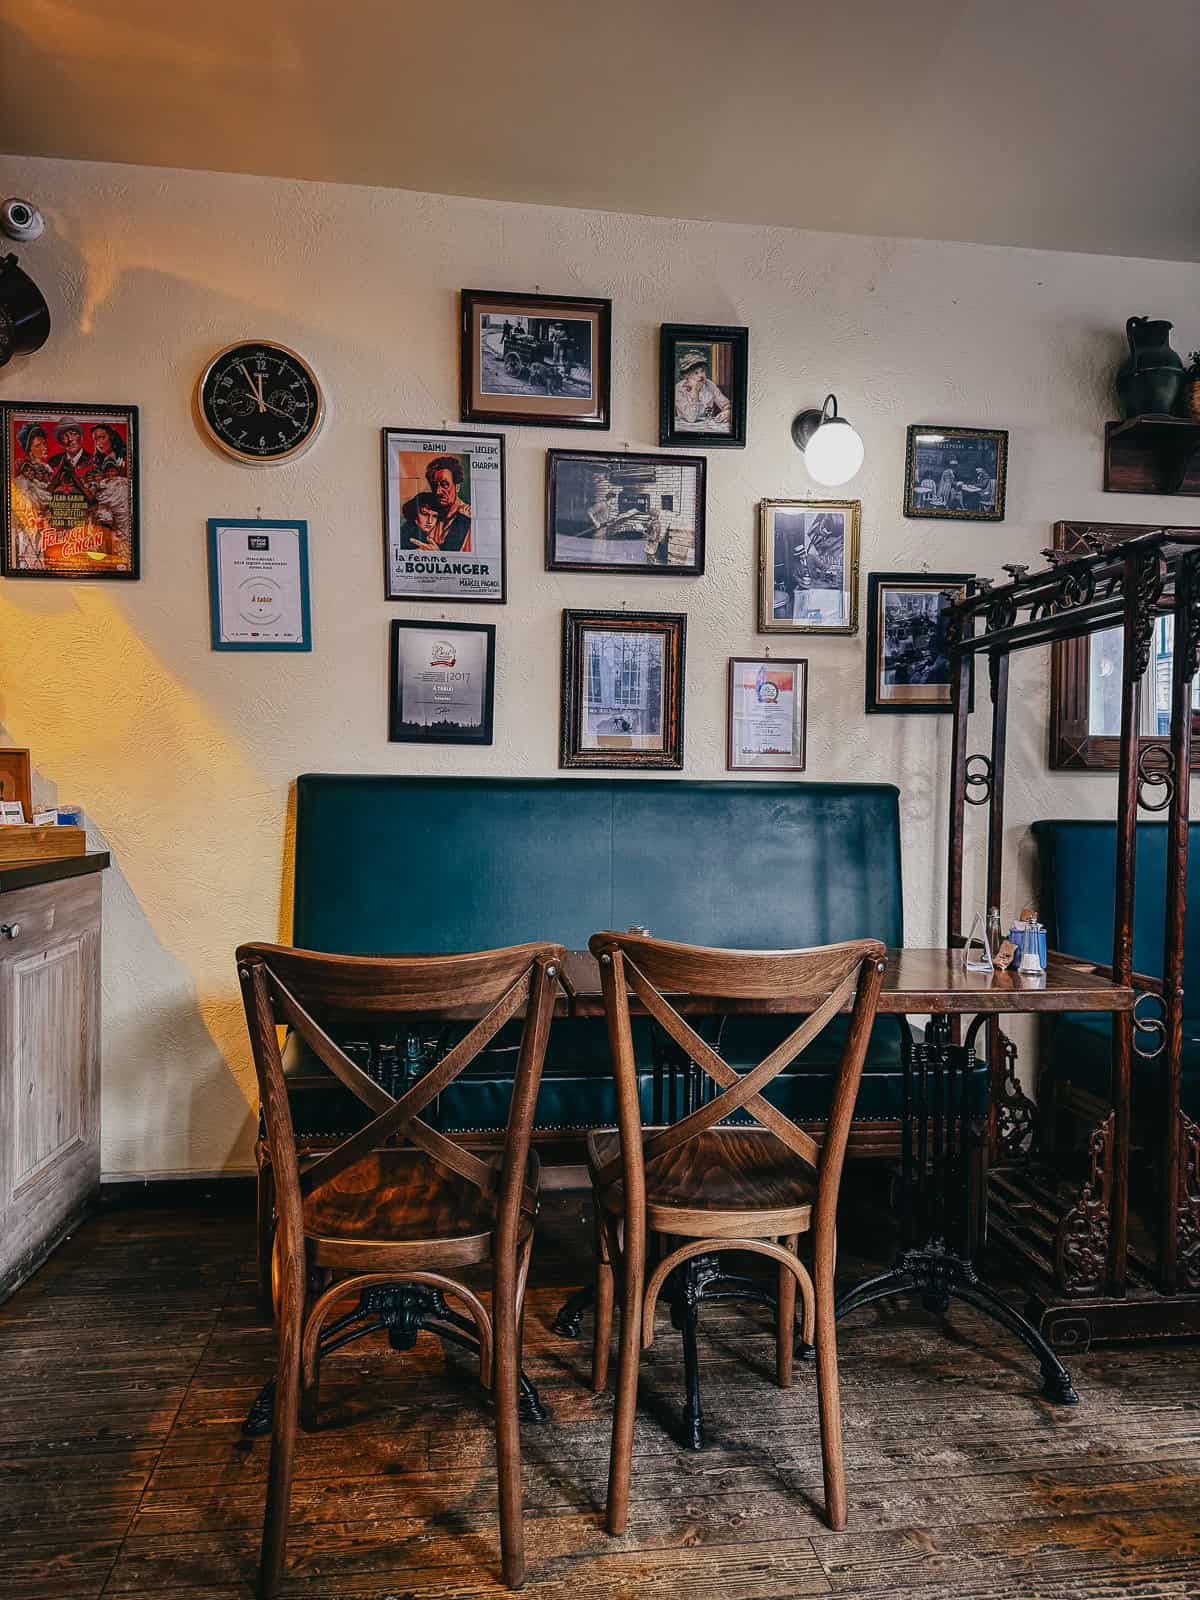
460,289,611,430
561,609,686,770
659,323,749,448
546,449,706,575
1,401,140,579
388,619,496,745
903,425,1008,521
865,572,975,715
380,426,507,604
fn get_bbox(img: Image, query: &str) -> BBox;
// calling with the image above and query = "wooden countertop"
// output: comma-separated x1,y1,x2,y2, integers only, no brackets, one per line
0,852,110,895
560,946,1133,1016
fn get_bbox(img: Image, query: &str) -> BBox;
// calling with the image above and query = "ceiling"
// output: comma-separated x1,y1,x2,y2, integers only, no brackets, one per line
2,0,1198,261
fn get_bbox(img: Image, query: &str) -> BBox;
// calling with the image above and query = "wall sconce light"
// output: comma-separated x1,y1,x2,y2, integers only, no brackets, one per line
791,393,864,487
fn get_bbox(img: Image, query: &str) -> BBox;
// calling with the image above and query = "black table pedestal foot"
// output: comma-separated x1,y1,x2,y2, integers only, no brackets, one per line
836,1245,1077,1407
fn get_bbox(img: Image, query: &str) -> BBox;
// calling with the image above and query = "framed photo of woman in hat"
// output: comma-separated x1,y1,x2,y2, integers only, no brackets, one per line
1,402,139,578
659,324,748,448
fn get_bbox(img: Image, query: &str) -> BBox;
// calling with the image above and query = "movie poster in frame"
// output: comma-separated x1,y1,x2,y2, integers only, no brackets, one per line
1,402,139,579
381,427,506,603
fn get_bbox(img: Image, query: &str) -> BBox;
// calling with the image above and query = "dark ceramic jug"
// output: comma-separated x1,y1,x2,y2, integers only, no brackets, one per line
1116,316,1184,419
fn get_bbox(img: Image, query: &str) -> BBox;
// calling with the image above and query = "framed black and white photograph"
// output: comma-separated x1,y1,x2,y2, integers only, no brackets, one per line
561,609,685,770
727,656,807,771
461,289,611,429
546,449,705,574
865,572,974,714
659,323,748,448
381,427,506,603
757,499,860,634
388,619,496,744
903,426,1007,521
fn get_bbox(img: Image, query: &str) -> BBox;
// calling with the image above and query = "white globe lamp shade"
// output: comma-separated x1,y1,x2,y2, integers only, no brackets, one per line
791,394,864,487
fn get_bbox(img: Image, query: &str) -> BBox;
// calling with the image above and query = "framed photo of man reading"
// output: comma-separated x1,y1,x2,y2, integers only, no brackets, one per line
659,324,748,448
865,572,974,714
381,427,506,602
903,425,1007,521
461,289,611,429
757,499,860,635
560,609,685,770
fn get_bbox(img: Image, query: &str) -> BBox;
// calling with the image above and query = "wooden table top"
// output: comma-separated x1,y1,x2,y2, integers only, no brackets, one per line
559,947,1133,1016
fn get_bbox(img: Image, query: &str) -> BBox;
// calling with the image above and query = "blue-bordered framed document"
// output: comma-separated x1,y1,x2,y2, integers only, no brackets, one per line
206,518,312,651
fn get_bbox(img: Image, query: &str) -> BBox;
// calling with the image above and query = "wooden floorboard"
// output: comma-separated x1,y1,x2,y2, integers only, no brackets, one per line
0,1195,1197,1599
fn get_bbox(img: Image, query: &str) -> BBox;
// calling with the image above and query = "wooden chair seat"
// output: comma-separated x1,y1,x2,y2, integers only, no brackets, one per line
303,1149,540,1270
587,1129,813,1237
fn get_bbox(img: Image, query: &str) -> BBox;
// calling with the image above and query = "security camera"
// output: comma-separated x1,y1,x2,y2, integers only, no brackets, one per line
1,199,45,243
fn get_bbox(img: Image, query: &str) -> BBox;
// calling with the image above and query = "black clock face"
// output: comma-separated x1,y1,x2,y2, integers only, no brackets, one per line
199,342,323,463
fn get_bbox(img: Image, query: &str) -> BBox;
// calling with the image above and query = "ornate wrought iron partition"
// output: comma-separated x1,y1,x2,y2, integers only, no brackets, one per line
946,527,1200,1346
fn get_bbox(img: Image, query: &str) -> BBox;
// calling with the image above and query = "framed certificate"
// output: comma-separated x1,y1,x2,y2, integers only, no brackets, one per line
727,656,807,771
206,518,312,652
389,619,496,745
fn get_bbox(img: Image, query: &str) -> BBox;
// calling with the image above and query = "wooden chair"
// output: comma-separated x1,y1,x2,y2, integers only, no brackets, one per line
236,939,564,1598
585,931,886,1536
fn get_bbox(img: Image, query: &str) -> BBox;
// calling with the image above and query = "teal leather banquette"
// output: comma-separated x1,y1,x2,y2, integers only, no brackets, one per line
1034,819,1200,1119
280,774,918,1141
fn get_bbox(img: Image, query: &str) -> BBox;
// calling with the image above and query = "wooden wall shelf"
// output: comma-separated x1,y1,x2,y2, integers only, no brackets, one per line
1105,416,1200,497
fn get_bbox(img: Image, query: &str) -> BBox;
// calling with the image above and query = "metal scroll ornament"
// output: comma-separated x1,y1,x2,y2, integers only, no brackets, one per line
963,753,993,806
1179,1112,1200,1293
1131,989,1167,1060
994,1031,1038,1161
1056,1112,1113,1296
1128,553,1167,683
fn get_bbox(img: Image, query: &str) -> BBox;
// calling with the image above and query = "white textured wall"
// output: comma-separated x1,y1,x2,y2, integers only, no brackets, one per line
0,154,1197,1176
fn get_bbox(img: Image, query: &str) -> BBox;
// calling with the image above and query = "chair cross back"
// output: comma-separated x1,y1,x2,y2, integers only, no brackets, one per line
240,942,564,1220
590,933,886,1192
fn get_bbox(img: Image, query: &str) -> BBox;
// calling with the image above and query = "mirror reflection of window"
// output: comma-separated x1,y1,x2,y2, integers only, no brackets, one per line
1087,619,1200,737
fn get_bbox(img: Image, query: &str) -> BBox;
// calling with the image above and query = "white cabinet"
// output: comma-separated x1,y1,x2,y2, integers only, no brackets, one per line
0,871,101,1298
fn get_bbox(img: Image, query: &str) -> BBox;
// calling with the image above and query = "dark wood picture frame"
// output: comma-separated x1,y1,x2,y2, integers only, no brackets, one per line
1,401,140,579
560,609,686,770
388,619,496,746
1049,519,1200,770
865,571,975,714
726,656,807,771
545,449,706,575
380,426,507,604
659,323,748,449
460,289,611,430
903,424,1007,522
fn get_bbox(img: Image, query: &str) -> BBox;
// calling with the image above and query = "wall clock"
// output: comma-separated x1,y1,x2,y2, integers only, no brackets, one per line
197,340,324,465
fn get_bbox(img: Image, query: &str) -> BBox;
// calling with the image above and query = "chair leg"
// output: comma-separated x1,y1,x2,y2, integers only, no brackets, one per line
776,1234,798,1389
494,1260,525,1588
592,1206,614,1394
258,1290,302,1599
256,1157,275,1321
813,1232,847,1532
605,1237,642,1536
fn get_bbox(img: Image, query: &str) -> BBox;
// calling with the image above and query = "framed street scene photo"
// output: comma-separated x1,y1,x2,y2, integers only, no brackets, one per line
659,323,748,448
2,402,139,578
381,427,506,603
865,572,973,714
758,499,860,634
561,609,685,770
461,289,611,429
389,619,495,745
206,518,312,651
903,425,1007,521
546,450,705,574
727,656,807,771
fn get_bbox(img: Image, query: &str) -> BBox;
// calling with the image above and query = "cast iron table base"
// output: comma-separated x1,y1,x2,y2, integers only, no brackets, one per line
243,1281,548,1437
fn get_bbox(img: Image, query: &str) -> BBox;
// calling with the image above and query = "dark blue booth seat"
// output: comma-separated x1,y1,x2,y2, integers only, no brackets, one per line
1033,819,1200,1118
283,775,926,1136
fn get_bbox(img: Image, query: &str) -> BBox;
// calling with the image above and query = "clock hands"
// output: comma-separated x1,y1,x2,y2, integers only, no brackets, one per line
237,361,266,412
